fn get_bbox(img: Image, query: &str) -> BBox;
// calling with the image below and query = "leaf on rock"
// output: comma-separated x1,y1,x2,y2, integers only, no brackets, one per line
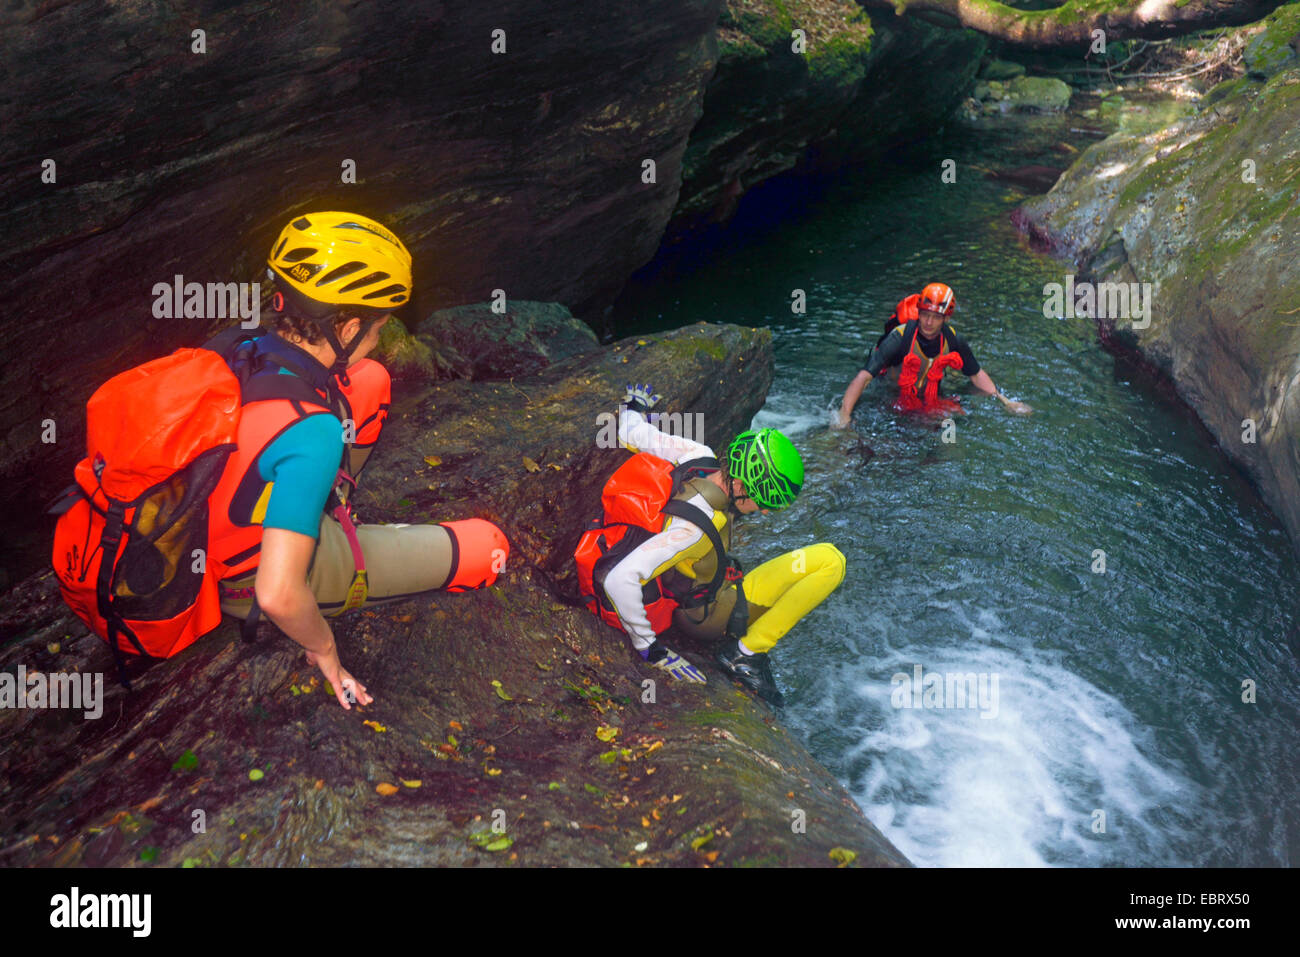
522,456,541,473
690,830,714,851
423,455,442,466
375,783,400,796
594,725,619,742
829,847,857,867
172,749,198,772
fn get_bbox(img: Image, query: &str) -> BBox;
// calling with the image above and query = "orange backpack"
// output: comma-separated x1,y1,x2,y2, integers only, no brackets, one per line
49,331,337,687
574,452,730,635
50,350,240,686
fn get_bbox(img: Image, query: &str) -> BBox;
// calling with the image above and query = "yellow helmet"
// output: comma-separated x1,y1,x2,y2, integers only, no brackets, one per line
267,211,412,319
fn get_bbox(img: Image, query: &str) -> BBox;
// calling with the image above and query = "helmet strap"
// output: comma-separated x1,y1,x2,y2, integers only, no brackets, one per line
321,315,376,389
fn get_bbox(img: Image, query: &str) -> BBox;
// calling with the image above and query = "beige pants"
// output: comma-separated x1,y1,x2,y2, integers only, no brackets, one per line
220,516,455,619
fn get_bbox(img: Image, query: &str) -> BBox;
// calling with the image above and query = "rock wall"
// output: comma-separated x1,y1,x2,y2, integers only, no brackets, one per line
0,322,909,868
671,2,988,229
1014,32,1300,551
0,0,725,545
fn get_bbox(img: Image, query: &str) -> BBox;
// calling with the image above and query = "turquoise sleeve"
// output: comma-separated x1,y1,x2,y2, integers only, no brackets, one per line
258,413,344,538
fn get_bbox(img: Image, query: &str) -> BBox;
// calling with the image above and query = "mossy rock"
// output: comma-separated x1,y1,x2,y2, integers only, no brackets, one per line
1244,2,1300,79
980,59,1026,81
374,317,436,382
1003,76,1071,113
416,300,599,381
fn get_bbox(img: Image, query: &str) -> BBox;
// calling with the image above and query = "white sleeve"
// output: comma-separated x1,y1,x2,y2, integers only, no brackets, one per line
600,492,715,652
618,408,715,466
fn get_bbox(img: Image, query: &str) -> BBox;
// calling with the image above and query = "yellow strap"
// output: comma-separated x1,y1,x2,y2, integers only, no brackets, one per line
342,568,369,612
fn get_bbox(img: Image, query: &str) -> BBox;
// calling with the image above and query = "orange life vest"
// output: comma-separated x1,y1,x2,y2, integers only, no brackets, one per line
894,321,965,406
208,355,391,582
574,452,731,635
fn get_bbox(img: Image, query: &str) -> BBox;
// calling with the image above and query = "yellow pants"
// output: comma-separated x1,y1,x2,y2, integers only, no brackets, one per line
673,543,846,653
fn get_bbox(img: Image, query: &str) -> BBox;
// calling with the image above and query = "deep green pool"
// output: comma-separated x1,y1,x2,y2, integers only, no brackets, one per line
613,111,1300,866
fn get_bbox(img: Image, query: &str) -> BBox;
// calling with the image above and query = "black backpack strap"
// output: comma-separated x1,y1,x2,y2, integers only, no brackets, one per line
241,596,263,643
660,499,728,608
95,500,151,688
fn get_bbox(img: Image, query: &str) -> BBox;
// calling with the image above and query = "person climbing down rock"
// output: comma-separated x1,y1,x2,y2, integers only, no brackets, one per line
834,282,1032,424
207,212,511,709
575,384,845,706
53,210,510,708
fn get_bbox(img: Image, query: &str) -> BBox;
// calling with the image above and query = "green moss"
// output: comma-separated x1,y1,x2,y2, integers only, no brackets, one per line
1244,2,1300,78
657,336,728,362
807,23,874,87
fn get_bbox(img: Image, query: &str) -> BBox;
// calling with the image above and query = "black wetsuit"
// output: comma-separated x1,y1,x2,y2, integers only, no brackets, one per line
862,320,981,378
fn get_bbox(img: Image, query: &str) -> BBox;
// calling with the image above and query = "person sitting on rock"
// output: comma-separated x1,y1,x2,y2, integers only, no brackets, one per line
209,211,510,709
601,385,846,706
835,282,1031,424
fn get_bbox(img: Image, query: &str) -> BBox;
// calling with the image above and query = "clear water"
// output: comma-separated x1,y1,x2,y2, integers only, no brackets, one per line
612,115,1300,867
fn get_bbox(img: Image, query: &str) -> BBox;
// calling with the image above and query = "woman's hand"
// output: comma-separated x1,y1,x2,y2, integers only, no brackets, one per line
305,644,373,710
258,527,375,711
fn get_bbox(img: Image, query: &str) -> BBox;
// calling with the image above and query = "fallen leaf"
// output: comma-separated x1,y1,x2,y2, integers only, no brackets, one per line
522,456,541,473
829,847,857,867
47,642,60,654
486,766,503,777
547,463,563,471
599,750,619,764
641,817,651,828
423,455,442,466
172,749,198,772
705,851,719,863
375,783,399,796
485,836,513,852
248,769,264,781
548,781,562,791
401,779,422,789
595,725,619,742
362,720,387,733
449,720,463,731
491,680,514,701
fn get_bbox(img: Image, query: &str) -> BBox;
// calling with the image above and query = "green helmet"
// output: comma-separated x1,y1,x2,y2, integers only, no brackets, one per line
727,428,804,510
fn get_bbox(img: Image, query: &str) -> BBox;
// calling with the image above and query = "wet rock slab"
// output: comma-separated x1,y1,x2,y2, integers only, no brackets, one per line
0,323,909,868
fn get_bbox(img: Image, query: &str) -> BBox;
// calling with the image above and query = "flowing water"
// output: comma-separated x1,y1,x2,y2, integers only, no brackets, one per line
612,110,1300,867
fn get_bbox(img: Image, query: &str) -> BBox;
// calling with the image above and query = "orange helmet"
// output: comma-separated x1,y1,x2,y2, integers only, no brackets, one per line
919,282,955,317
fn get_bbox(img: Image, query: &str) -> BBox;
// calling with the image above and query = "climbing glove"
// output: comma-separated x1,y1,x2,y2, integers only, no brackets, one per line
622,383,662,416
642,640,706,683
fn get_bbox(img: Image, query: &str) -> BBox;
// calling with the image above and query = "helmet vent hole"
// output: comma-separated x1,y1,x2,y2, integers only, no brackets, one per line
315,261,367,286
282,247,317,263
292,217,312,230
362,284,406,300
339,272,389,293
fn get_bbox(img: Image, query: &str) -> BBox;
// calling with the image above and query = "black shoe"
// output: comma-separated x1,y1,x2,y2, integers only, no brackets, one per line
715,641,784,707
